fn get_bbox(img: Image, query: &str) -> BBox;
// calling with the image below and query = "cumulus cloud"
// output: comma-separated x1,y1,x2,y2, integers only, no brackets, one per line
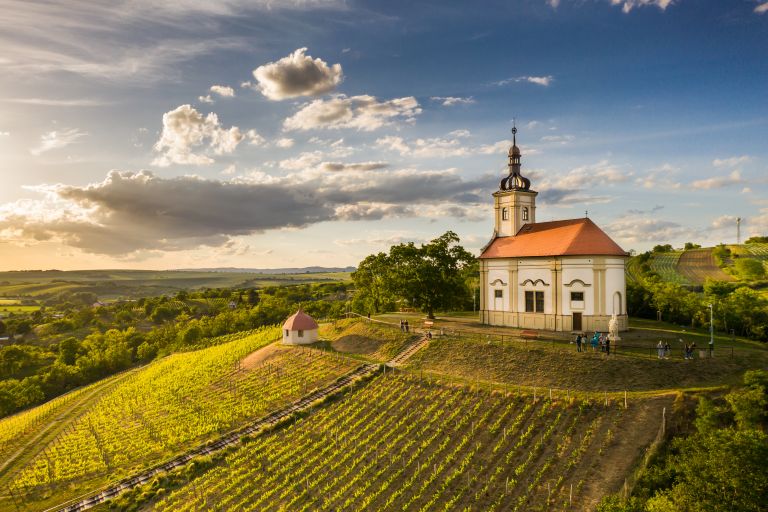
30,128,87,156
275,137,295,148
210,85,235,97
756,2,768,14
431,96,475,106
152,104,244,166
634,163,681,190
536,160,631,204
712,155,750,168
691,170,742,190
0,167,490,255
376,134,509,158
253,48,343,100
283,94,421,131
711,215,743,230
748,209,768,235
606,216,690,245
245,129,265,146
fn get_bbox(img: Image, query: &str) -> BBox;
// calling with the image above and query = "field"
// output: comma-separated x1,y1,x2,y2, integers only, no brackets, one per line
648,252,690,285
676,248,733,285
0,328,359,511
150,372,672,512
0,270,351,300
745,243,768,260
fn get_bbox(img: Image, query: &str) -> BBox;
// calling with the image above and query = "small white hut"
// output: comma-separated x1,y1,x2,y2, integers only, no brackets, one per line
282,308,319,345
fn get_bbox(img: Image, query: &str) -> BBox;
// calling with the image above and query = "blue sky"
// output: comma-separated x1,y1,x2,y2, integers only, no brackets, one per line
0,0,766,270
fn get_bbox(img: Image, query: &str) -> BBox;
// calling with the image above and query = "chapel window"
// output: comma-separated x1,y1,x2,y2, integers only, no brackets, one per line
571,292,584,302
298,330,304,337
522,207,529,221
494,289,503,298
502,207,509,220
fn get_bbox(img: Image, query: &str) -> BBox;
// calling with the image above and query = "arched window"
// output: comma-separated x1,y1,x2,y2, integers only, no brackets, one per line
522,207,529,221
502,207,509,220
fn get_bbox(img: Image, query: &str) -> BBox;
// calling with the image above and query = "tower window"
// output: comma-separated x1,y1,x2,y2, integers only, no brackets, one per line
502,207,509,220
522,207,529,221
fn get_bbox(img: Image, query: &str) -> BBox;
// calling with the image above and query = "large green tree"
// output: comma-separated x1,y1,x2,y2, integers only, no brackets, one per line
352,231,476,319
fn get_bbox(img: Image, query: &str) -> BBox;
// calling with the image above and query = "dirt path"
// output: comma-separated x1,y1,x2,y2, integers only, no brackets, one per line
240,343,286,370
577,394,674,510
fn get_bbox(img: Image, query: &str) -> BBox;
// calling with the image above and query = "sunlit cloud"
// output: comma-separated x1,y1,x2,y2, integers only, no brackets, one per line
252,47,343,100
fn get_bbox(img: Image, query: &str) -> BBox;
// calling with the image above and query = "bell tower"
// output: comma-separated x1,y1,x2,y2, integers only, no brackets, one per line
493,126,537,237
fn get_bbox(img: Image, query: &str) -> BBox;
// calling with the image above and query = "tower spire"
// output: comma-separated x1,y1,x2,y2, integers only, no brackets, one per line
499,123,531,191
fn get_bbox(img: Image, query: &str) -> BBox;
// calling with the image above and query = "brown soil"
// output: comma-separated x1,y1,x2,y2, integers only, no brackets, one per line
331,334,381,355
240,342,286,370
678,248,733,284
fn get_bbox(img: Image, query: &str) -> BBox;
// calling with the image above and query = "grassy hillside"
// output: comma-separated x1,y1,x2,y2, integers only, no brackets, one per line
0,328,358,511
146,372,673,512
318,318,417,362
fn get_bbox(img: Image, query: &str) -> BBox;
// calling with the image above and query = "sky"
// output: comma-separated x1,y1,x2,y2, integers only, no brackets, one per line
0,0,767,271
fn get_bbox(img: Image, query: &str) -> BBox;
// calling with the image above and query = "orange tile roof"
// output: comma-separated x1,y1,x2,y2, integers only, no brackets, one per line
479,218,628,259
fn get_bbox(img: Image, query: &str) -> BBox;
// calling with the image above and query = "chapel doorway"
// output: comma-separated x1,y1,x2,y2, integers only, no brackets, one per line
572,312,582,331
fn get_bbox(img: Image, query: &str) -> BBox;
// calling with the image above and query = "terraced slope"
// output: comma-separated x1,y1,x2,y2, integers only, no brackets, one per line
677,248,733,284
151,372,672,512
649,252,690,285
1,328,358,511
745,243,768,260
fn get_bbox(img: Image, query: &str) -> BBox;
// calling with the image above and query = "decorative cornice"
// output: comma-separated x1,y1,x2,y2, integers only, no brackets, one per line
564,279,592,288
520,278,549,287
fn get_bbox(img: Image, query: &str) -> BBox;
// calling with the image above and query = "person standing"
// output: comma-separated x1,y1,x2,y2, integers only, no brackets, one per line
657,340,664,359
576,334,582,353
605,337,611,357
404,320,409,333
591,332,599,352
664,341,671,359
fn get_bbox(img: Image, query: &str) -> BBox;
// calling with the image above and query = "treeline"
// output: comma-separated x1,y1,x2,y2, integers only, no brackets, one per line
351,231,477,319
628,252,768,341
599,370,768,511
0,282,350,418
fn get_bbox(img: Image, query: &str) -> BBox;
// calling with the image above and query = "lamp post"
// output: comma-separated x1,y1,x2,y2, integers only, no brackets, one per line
708,303,714,357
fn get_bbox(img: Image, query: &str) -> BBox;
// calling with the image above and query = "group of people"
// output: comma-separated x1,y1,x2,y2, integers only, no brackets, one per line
574,332,611,355
656,340,672,359
398,319,410,332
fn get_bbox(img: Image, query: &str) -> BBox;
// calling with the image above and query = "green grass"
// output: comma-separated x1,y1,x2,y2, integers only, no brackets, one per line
318,318,417,362
0,305,40,315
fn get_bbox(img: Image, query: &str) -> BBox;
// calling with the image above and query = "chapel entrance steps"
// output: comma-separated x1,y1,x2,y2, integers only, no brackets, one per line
387,335,430,367
48,334,426,512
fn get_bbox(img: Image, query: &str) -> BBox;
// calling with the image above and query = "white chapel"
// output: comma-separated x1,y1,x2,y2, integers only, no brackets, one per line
479,128,629,333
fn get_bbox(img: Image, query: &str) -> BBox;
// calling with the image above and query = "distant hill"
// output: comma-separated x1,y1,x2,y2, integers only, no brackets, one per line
174,266,356,274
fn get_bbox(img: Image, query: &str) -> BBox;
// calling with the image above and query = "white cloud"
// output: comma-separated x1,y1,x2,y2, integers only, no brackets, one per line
756,2,768,14
246,129,265,146
210,85,235,97
548,0,560,7
0,131,9,137
712,155,751,168
275,137,295,148
283,94,421,131
690,170,742,190
376,133,510,158
495,75,554,87
152,104,244,166
537,161,632,204
711,215,743,230
540,134,574,144
30,128,87,156
611,0,674,13
606,215,691,245
430,96,475,106
634,163,681,190
748,209,768,235
198,95,214,103
253,47,343,100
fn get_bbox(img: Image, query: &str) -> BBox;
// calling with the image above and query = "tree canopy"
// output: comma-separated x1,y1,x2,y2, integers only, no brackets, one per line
351,231,476,319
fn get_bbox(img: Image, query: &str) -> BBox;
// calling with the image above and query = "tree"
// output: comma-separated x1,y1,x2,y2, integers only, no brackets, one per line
683,242,701,250
386,232,475,319
352,252,394,314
